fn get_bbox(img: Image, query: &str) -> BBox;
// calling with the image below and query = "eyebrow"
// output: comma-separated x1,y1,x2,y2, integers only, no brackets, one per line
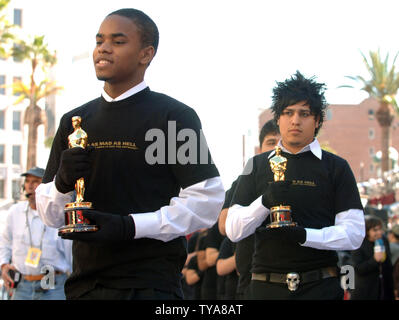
96,33,128,38
284,107,311,111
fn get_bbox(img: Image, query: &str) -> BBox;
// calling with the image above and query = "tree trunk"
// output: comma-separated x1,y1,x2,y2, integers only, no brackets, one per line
375,101,394,174
24,104,45,170
26,119,39,170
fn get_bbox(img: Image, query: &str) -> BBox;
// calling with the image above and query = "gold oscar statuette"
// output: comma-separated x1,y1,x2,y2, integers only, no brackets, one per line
266,146,297,228
58,116,98,235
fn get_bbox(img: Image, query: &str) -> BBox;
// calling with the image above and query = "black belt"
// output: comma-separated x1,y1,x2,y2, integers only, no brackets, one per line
251,266,338,291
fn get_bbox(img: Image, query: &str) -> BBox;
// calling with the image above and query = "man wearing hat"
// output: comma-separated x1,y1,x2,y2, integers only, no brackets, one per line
0,167,72,300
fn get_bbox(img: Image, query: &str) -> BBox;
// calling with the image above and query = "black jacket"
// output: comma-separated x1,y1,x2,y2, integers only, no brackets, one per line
351,236,394,300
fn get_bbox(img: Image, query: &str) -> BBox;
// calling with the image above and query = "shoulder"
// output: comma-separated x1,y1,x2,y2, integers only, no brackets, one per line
9,201,27,212
60,98,102,125
252,150,273,168
321,150,350,168
147,90,197,115
321,151,359,190
6,201,27,219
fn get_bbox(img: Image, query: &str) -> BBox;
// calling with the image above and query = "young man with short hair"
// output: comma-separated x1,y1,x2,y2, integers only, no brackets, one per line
225,71,365,300
35,8,224,300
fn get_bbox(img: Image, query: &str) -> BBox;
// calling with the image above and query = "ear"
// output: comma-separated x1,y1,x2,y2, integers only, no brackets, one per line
315,115,320,128
140,46,155,65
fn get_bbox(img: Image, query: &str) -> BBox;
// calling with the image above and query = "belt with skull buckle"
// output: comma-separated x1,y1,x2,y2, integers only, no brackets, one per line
286,272,300,291
252,266,338,292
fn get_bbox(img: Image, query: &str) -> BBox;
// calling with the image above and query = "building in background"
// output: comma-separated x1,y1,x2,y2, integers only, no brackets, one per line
0,4,51,208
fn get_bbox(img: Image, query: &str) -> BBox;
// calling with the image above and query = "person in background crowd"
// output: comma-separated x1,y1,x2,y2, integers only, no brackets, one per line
393,255,399,300
216,237,238,299
182,229,206,299
351,215,394,300
0,167,72,300
198,222,224,299
387,224,399,266
185,229,208,299
218,119,280,299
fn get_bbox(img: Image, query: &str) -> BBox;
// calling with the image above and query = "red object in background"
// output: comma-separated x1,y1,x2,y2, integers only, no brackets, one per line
368,192,396,206
186,232,193,241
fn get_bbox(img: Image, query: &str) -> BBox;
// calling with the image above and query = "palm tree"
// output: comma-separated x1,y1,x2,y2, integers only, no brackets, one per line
341,49,399,174
0,0,15,58
11,35,62,169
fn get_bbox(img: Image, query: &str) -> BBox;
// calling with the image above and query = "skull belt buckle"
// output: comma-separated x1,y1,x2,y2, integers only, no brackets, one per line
286,272,300,291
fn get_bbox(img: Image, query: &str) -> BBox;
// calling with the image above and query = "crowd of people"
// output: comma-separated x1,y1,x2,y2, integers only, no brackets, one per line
181,211,399,300
0,7,399,301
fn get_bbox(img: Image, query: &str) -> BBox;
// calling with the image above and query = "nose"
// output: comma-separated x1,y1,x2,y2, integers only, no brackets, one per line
25,181,33,191
97,40,112,53
290,112,301,125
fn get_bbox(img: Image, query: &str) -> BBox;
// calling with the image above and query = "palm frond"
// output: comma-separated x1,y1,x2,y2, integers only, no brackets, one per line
342,49,399,106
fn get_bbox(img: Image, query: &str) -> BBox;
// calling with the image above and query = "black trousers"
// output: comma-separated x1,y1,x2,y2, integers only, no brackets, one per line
250,277,344,300
74,284,182,300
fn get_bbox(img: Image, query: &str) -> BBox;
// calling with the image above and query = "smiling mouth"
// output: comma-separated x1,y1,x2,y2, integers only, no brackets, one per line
95,59,112,66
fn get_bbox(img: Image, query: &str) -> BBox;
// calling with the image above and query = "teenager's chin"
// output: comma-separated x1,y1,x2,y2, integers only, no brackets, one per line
96,76,110,81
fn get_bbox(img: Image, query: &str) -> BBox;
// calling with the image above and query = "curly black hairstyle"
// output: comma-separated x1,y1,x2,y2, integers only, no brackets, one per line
271,71,328,136
108,8,159,55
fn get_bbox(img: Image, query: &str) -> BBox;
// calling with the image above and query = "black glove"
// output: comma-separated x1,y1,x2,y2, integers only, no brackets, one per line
257,226,306,244
261,180,292,209
60,210,136,242
55,147,93,193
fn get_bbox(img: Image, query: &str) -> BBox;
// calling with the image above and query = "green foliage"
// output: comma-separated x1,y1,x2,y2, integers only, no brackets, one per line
44,136,54,149
0,0,15,58
340,49,399,116
11,35,62,105
12,35,57,69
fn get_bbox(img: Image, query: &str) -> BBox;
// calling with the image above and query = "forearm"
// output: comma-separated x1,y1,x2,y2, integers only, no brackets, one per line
197,250,208,271
185,252,197,266
301,209,365,251
205,248,220,267
186,269,201,285
35,181,73,228
133,177,224,242
225,196,269,242
218,208,229,236
216,255,236,276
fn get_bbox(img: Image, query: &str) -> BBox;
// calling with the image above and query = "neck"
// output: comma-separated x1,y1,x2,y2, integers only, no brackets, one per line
28,197,36,210
103,75,145,99
281,138,315,154
281,142,303,154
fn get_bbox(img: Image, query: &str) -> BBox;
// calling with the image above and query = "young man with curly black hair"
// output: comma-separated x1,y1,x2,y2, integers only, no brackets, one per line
225,71,365,300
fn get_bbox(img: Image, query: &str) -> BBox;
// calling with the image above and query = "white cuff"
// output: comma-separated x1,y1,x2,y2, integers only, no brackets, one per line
301,209,365,250
225,196,269,242
132,212,160,238
302,228,324,247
